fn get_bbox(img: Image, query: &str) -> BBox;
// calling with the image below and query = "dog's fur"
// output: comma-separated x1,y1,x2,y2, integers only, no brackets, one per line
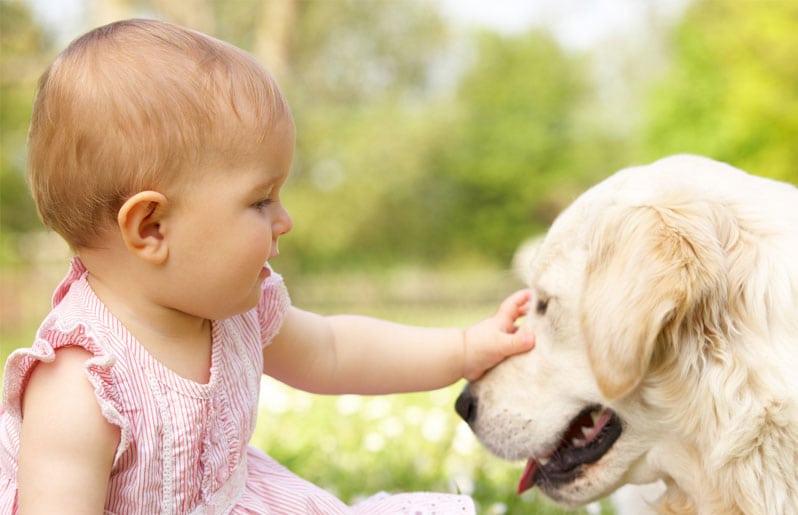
459,155,798,514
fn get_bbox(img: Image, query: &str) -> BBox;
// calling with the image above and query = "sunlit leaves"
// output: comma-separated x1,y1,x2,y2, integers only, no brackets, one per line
643,0,798,182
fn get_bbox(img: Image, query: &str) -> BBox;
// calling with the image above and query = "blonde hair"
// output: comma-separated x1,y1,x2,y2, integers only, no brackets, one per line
27,18,291,249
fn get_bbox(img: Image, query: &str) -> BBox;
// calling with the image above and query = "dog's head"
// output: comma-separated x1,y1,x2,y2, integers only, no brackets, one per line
456,155,798,508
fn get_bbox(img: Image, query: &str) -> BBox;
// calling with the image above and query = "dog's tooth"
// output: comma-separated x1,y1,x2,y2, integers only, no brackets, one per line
572,437,583,446
581,426,592,438
590,410,601,424
539,456,550,465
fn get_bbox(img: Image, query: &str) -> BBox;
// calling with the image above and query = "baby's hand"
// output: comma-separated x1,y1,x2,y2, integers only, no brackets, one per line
462,289,535,381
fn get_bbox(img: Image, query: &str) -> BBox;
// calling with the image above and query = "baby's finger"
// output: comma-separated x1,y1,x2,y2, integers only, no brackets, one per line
497,289,532,318
495,290,532,331
503,330,535,356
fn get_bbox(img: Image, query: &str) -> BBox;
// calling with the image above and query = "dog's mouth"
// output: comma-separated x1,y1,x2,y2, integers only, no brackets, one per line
517,405,622,494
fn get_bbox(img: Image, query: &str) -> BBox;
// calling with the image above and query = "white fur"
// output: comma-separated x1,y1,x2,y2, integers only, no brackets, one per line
466,155,798,514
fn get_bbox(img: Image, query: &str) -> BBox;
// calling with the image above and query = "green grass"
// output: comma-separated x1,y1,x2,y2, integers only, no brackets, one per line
251,379,614,514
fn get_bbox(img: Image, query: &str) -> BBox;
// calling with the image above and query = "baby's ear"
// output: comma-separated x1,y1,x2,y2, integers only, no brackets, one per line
117,191,169,264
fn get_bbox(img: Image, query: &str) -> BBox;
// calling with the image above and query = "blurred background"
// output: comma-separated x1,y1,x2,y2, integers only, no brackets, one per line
1,0,796,512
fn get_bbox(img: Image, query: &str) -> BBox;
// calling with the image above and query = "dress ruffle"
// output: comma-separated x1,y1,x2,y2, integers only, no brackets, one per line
258,266,291,347
1,260,132,465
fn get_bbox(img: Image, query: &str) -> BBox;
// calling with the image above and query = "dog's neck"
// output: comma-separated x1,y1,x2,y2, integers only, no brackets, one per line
647,391,798,514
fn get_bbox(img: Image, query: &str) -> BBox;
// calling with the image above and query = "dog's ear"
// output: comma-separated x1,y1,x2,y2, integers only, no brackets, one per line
581,200,728,401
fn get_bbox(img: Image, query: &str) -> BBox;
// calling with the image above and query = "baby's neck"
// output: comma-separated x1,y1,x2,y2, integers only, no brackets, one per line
81,252,214,384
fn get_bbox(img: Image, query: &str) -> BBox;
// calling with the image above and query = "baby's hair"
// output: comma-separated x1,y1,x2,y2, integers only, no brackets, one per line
27,18,291,249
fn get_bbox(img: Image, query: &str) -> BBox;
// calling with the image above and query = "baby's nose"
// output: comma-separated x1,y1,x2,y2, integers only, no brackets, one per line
275,207,293,236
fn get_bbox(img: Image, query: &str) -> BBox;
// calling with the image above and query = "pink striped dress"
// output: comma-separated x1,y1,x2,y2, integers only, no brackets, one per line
0,258,474,514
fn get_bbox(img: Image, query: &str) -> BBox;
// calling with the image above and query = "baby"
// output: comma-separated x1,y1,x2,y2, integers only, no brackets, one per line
0,19,534,513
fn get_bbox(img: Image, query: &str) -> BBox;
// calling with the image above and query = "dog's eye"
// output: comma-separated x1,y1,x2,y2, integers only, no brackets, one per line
536,298,549,315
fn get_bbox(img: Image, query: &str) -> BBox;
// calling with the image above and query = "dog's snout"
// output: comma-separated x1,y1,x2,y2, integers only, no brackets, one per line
455,386,477,424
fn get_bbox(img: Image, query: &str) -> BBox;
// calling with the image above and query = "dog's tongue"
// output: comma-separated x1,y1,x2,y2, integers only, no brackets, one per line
517,458,538,494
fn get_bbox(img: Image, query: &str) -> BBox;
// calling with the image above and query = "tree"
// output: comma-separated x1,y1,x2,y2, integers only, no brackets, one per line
281,24,627,270
269,0,453,271
406,30,624,266
642,0,798,182
0,0,50,243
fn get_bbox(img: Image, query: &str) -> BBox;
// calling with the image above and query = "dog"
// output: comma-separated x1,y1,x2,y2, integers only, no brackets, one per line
456,155,798,514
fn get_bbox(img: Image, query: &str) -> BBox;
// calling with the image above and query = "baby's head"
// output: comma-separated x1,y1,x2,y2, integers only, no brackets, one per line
27,19,293,250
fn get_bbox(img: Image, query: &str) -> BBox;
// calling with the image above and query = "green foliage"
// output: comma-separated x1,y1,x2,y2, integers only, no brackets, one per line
2,0,797,270
281,26,623,272
0,1,48,240
643,0,798,182
285,0,447,107
281,101,450,272
275,0,454,272
428,30,621,265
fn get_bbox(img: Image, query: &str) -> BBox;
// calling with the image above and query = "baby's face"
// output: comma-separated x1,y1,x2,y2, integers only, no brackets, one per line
159,118,295,320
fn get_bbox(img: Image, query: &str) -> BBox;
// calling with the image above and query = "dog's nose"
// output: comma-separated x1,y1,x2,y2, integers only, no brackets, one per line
455,387,477,424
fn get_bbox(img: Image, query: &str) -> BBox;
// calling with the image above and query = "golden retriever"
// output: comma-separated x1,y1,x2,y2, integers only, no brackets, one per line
456,155,798,514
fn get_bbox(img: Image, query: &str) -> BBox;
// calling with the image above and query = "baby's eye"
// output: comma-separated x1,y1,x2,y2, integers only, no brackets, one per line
253,198,273,210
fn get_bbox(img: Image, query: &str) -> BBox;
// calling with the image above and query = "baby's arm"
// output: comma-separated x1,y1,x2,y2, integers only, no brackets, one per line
17,347,119,513
263,290,533,395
